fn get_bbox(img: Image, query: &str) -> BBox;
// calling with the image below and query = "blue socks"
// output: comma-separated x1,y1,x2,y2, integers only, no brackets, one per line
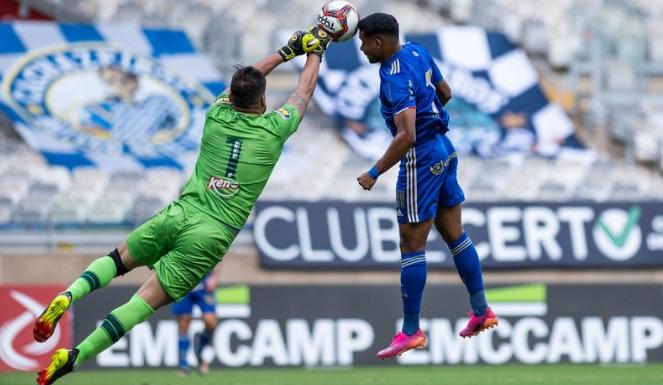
178,334,189,369
198,330,212,356
398,232,486,335
400,250,427,335
447,232,487,316
181,330,213,367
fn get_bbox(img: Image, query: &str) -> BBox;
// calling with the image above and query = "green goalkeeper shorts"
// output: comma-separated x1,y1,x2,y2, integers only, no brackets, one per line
126,201,238,300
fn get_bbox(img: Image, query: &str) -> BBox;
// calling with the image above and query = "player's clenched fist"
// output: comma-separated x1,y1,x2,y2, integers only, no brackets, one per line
357,171,377,191
278,30,327,61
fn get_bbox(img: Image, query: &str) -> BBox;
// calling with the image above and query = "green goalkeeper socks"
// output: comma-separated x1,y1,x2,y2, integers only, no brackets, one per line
74,295,155,368
66,256,117,302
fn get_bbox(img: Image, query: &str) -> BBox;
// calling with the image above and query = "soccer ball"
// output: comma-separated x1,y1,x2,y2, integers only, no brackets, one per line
316,1,359,42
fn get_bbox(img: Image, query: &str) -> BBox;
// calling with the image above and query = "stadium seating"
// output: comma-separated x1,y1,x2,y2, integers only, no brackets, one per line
0,0,661,229
3,106,662,229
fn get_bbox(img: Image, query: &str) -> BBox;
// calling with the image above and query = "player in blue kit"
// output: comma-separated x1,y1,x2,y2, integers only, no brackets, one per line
172,270,218,375
355,13,499,359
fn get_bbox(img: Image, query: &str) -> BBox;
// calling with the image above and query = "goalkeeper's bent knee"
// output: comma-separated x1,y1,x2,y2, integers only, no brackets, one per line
109,248,130,277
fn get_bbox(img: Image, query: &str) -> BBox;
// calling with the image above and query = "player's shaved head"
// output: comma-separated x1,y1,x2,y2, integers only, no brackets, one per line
357,13,400,64
230,65,266,111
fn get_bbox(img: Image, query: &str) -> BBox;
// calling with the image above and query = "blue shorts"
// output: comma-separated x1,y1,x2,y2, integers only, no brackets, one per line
171,289,216,316
396,134,465,224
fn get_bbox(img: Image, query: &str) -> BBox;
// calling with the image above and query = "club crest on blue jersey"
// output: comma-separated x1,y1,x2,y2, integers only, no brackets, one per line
2,43,215,166
430,162,443,175
429,152,458,175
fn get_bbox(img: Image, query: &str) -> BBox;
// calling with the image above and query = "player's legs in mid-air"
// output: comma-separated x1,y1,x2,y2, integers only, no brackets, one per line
376,219,432,359
32,243,133,344
33,202,189,345
36,255,169,385
434,203,497,337
35,203,234,385
33,245,138,384
377,137,497,359
378,145,443,359
433,136,497,338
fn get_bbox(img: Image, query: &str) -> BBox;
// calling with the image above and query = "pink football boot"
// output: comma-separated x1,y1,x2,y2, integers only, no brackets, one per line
377,329,427,359
459,307,498,338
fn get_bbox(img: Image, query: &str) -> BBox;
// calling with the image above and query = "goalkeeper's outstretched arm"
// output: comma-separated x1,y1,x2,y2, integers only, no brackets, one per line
252,28,327,78
252,53,286,78
284,53,321,117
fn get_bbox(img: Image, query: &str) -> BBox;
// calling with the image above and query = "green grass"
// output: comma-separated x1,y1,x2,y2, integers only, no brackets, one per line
3,365,663,385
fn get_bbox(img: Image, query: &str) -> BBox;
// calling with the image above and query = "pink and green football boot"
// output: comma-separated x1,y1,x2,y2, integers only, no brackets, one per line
377,329,427,359
459,307,498,338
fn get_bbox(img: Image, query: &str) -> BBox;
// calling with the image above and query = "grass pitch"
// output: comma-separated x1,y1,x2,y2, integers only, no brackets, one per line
2,365,662,385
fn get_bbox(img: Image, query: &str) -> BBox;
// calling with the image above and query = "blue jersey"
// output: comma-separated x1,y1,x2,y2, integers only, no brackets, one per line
379,43,465,223
379,43,449,146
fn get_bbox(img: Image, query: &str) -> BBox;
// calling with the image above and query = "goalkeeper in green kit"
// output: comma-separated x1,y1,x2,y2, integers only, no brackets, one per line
33,28,331,385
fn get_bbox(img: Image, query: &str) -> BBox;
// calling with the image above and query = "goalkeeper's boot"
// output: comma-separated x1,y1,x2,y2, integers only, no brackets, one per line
36,348,78,385
377,329,426,360
34,292,72,342
459,307,498,338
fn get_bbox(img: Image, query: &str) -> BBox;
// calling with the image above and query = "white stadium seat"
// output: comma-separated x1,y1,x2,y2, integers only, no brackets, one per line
87,203,129,225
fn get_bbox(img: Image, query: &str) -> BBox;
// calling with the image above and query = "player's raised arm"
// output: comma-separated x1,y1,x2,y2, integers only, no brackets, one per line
218,29,328,97
253,29,328,77
253,28,329,76
284,27,330,117
251,53,286,78
284,54,320,117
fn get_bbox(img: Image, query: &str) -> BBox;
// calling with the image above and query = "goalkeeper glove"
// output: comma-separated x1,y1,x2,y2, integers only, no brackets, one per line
278,30,322,61
306,26,332,58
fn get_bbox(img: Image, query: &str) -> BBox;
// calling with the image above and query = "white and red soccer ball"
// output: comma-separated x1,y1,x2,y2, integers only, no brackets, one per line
316,1,359,42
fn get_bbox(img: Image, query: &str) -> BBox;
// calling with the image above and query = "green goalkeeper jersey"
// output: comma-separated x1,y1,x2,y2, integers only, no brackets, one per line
178,92,302,230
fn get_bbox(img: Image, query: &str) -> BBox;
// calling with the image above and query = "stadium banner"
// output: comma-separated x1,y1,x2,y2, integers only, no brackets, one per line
0,285,72,372
255,201,663,269
74,284,663,368
291,27,584,159
0,21,225,171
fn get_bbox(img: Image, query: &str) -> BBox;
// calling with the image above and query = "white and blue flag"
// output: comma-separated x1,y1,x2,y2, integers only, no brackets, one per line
0,21,225,171
293,26,583,157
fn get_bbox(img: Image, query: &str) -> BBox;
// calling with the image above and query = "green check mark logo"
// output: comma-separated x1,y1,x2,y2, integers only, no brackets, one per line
595,206,641,248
